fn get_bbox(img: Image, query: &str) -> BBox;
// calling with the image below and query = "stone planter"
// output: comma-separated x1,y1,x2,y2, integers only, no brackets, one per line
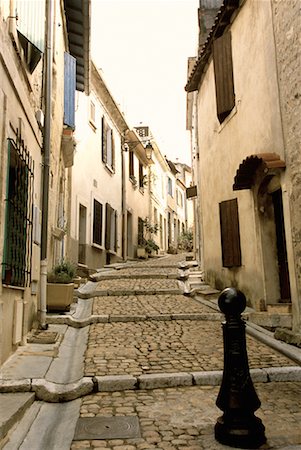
47,282,74,311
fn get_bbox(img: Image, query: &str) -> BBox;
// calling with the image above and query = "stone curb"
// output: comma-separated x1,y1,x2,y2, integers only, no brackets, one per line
90,273,179,281
32,377,94,402
46,312,223,328
76,288,182,299
1,367,300,401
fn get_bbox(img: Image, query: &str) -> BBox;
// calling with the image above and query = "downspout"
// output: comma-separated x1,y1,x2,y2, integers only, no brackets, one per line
39,0,53,329
121,138,127,260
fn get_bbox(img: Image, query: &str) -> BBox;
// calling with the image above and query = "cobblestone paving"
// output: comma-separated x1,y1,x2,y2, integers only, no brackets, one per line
85,320,294,377
92,295,216,316
95,279,180,292
127,254,190,267
71,382,301,449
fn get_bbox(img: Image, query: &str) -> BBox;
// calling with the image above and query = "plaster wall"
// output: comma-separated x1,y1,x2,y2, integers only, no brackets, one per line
271,0,301,330
196,0,284,305
71,90,123,270
0,11,43,363
124,151,149,255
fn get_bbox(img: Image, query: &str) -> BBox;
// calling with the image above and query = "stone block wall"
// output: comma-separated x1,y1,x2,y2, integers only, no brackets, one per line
272,0,301,328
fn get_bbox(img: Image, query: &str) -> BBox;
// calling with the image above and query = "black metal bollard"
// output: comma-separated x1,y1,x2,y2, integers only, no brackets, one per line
215,287,266,448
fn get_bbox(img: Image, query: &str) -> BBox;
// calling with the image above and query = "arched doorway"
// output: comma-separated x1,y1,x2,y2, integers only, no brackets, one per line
233,152,290,306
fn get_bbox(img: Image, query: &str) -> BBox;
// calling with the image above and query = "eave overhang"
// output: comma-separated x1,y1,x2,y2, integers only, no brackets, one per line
92,63,129,134
233,153,286,191
65,0,90,94
185,0,239,93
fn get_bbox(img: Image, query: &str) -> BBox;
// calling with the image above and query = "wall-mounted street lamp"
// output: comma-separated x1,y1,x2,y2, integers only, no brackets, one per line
122,139,153,162
145,141,153,160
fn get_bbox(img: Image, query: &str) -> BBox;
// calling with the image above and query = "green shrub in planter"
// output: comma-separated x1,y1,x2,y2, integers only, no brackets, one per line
47,260,76,284
47,260,76,311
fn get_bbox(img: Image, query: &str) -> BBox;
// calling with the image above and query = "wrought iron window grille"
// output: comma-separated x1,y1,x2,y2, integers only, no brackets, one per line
2,137,34,287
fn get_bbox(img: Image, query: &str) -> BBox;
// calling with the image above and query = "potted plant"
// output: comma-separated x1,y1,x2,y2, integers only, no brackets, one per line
144,238,159,256
47,260,76,311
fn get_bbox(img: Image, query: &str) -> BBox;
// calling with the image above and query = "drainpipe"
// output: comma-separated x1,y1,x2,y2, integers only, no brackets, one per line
121,137,127,260
39,0,53,329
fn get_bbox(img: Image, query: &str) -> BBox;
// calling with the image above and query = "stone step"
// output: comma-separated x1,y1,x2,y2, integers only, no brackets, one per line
249,312,292,329
0,393,35,444
267,303,292,314
3,399,81,450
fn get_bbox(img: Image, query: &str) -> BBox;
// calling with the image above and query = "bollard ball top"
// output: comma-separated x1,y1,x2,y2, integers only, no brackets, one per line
218,287,246,315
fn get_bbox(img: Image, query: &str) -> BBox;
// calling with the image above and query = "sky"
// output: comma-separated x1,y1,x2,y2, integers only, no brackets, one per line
91,0,199,165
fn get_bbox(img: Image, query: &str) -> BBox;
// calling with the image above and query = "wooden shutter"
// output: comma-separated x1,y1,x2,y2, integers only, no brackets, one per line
219,198,241,267
114,211,118,252
101,116,107,163
213,31,235,123
111,130,115,171
105,203,112,250
93,200,102,246
64,52,76,129
129,150,134,178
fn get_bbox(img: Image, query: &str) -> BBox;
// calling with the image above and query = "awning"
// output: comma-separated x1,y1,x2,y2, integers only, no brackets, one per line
233,153,286,191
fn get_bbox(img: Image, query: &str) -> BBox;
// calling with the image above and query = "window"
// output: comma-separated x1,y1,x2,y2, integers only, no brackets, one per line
2,139,34,287
101,117,115,171
93,199,103,246
213,31,235,123
176,189,183,207
105,203,117,252
167,177,173,197
219,198,241,267
89,100,96,127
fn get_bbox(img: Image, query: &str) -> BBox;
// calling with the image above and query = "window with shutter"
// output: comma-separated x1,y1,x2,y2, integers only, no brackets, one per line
92,199,103,246
105,203,117,252
213,31,235,124
101,116,107,163
219,198,241,267
101,117,115,171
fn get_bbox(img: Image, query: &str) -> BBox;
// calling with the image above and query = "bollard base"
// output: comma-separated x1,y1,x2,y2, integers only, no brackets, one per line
215,413,266,449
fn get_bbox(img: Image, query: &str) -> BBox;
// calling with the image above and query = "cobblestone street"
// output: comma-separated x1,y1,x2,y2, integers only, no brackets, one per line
72,254,301,449
1,254,301,449
71,382,301,450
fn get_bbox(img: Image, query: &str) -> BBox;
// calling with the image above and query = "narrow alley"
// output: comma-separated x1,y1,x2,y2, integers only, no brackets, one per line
1,254,300,449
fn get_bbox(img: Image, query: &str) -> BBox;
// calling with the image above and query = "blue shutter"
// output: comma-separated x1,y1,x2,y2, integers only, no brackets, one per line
64,52,76,129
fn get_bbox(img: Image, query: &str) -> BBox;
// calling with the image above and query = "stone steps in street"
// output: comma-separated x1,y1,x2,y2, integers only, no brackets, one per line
1,253,301,448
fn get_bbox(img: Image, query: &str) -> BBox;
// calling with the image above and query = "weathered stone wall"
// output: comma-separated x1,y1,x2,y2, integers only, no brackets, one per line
272,0,301,330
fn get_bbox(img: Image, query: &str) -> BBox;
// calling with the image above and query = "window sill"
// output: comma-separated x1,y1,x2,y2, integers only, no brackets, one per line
216,105,237,133
89,120,97,132
2,283,25,291
104,164,115,175
92,243,105,251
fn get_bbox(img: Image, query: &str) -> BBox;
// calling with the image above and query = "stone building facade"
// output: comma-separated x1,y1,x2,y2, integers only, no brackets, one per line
0,0,90,364
186,0,300,332
271,0,301,330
